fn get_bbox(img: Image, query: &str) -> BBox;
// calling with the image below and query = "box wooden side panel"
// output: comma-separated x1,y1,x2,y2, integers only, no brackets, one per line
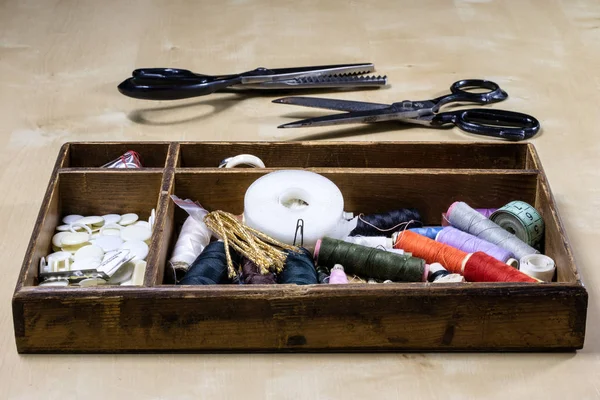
178,142,529,169
13,284,586,353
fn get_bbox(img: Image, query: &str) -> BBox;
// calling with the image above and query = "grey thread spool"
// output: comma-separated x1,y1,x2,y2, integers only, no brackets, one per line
447,201,539,260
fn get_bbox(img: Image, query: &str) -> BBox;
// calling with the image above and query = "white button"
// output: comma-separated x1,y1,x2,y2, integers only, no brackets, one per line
61,232,90,246
121,225,152,242
94,235,124,252
134,221,151,229
56,224,73,232
100,223,122,236
70,257,102,271
108,261,135,284
78,277,107,287
69,222,92,235
74,245,104,262
120,240,149,261
119,213,139,226
39,279,69,287
62,214,83,224
52,232,70,248
47,251,72,272
76,216,104,226
102,214,121,225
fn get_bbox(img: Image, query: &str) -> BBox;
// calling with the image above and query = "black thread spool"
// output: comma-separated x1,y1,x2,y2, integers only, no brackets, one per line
178,241,240,285
241,258,277,284
278,247,318,285
350,209,423,237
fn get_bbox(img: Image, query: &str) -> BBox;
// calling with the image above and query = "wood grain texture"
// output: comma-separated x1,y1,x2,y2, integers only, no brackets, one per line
12,284,587,353
178,142,530,169
3,0,600,398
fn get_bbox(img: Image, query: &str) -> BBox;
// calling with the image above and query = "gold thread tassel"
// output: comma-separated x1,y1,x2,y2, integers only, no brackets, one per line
204,211,299,278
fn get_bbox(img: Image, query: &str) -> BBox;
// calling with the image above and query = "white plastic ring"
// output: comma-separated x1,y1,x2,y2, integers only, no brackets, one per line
100,223,123,236
69,222,93,235
219,154,266,169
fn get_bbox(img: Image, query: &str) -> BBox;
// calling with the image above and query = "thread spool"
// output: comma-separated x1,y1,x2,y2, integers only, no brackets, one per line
278,247,318,285
519,254,555,282
350,209,422,237
428,263,465,283
243,170,356,250
446,202,539,260
490,201,544,247
179,241,239,285
343,236,393,249
436,227,518,267
442,208,497,226
241,258,277,284
315,237,426,282
409,226,443,240
169,215,212,277
394,230,537,283
329,264,349,284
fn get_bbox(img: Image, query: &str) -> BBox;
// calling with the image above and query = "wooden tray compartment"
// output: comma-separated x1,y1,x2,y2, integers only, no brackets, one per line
62,142,170,168
12,141,588,353
178,142,532,169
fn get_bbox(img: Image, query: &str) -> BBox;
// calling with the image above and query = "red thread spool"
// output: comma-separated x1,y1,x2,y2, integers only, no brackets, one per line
394,230,538,283
394,230,466,273
463,252,537,283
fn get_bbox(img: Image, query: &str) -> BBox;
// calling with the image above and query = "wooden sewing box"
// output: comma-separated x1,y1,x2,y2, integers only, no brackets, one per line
12,141,588,353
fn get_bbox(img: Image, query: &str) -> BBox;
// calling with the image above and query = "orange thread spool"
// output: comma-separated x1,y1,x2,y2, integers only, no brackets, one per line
463,252,538,283
394,230,467,273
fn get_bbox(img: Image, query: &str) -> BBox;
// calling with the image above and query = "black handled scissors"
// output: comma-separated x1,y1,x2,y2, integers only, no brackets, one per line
273,79,540,141
117,63,387,101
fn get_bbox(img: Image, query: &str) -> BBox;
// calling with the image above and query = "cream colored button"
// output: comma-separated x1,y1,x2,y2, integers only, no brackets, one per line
102,214,121,225
119,213,139,226
52,232,70,248
134,221,151,229
47,251,72,272
62,214,83,224
76,216,104,226
108,261,135,284
39,279,69,287
149,209,156,230
120,240,148,261
94,235,123,252
61,232,90,246
79,277,107,287
100,223,122,236
56,224,73,232
121,260,147,286
74,245,104,262
70,257,102,271
121,225,152,242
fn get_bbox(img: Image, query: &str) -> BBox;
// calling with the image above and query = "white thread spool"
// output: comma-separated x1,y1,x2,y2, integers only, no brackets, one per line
519,254,555,282
169,215,212,270
243,170,356,250
343,236,393,249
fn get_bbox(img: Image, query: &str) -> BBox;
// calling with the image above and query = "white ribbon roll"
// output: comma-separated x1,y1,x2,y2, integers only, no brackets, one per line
243,170,356,250
519,254,555,282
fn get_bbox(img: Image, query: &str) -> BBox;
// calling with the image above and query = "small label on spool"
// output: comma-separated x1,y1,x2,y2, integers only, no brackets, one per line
490,201,544,247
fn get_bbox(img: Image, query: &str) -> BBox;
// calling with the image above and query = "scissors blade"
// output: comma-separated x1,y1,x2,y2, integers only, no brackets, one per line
276,107,417,128
273,97,391,112
242,63,376,84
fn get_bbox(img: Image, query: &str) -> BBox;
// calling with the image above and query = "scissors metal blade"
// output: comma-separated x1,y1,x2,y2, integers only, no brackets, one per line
276,107,423,128
273,97,391,112
242,63,376,84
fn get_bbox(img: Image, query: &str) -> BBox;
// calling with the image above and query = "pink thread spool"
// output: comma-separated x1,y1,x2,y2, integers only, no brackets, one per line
329,264,348,284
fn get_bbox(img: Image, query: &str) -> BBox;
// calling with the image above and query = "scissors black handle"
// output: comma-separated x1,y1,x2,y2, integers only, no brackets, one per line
428,79,539,140
117,68,245,100
432,108,540,141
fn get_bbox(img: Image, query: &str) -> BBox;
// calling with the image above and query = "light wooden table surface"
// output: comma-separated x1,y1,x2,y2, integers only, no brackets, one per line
1,0,599,398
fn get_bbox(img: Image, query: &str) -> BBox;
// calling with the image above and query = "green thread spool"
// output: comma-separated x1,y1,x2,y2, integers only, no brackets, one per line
315,237,426,282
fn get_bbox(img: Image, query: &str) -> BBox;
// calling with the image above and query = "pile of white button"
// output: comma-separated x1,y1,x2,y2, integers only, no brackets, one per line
39,210,156,287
